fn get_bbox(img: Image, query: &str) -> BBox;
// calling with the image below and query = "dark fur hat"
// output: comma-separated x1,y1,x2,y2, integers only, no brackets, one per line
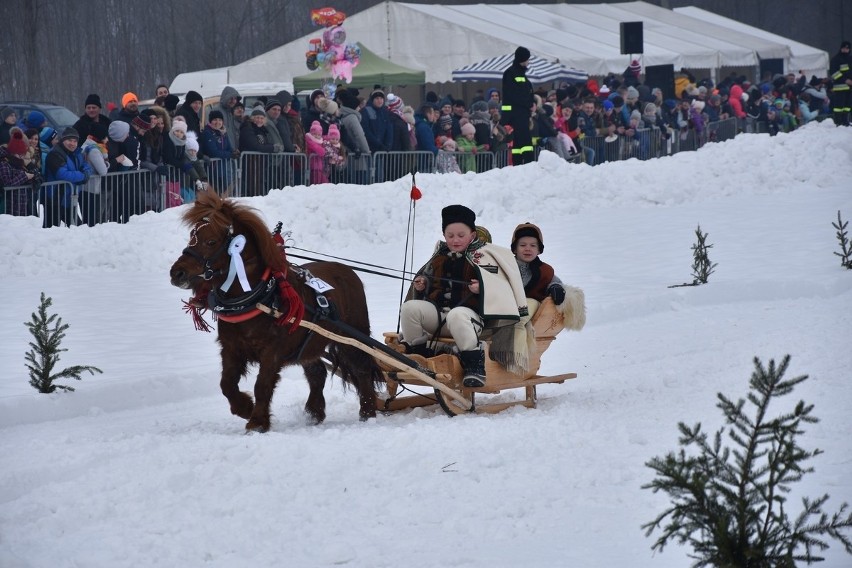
441,204,476,232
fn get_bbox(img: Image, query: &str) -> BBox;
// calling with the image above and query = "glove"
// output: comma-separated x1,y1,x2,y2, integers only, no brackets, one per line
155,164,169,176
273,144,284,153
231,150,240,158
549,285,565,306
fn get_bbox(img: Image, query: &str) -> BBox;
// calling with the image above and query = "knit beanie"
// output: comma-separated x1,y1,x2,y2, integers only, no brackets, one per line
171,120,188,134
250,106,266,118
370,89,385,102
327,124,340,140
265,98,282,111
85,94,102,108
6,128,28,156
461,122,476,136
108,120,130,141
164,94,180,112
310,120,322,136
39,126,58,145
1,107,16,121
208,109,224,122
89,122,109,141
386,93,403,112
184,90,203,105
441,204,476,232
628,59,642,76
121,92,138,108
626,86,639,101
60,127,80,142
514,46,531,64
442,138,457,151
643,102,657,116
132,114,152,132
439,114,452,130
511,222,544,253
185,132,199,152
630,109,642,122
603,100,614,111
26,111,46,128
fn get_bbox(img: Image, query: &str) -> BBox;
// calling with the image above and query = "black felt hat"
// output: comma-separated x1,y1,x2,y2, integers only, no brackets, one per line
441,205,477,232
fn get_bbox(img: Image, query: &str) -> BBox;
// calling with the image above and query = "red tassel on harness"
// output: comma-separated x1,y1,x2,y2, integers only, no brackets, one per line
182,290,213,332
274,274,305,332
271,230,304,332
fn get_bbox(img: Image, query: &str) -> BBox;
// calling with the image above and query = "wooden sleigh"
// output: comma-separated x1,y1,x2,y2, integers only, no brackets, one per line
375,297,577,416
263,297,577,417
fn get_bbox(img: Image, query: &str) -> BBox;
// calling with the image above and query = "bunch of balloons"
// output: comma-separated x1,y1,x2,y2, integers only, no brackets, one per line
305,7,361,85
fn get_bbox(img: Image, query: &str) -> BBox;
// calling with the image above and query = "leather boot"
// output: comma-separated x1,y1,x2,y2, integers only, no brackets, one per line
459,348,486,387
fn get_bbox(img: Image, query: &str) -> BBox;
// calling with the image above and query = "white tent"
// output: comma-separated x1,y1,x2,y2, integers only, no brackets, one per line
222,2,825,85
452,54,589,83
673,6,829,78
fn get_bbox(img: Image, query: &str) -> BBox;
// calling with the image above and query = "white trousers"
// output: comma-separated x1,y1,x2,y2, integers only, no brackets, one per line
399,300,483,351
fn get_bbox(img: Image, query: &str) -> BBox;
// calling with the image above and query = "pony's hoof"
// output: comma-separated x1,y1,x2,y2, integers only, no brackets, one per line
245,420,269,433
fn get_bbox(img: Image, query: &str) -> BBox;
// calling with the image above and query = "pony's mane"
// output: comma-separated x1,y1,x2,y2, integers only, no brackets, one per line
182,191,285,271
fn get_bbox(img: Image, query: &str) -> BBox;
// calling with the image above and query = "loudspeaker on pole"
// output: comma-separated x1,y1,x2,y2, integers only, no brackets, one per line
620,21,644,54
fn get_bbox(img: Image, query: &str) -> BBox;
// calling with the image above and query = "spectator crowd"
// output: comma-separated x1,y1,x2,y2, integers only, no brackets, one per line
2,39,849,228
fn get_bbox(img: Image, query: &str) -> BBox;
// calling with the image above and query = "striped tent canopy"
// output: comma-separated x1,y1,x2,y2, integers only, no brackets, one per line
452,54,589,84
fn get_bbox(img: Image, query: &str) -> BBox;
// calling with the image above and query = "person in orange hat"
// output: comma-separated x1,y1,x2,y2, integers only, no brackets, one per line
115,92,140,125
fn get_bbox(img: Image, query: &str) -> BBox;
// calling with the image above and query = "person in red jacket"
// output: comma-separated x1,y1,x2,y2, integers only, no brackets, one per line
510,222,586,331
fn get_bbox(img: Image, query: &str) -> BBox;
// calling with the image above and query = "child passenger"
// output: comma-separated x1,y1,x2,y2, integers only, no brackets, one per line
510,222,586,330
399,205,533,387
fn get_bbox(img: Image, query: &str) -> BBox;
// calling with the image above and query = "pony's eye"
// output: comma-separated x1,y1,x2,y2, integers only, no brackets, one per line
206,239,217,247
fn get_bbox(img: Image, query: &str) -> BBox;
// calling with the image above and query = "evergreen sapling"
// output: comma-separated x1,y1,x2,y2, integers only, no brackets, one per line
832,210,852,269
669,224,718,287
25,292,102,393
642,355,852,567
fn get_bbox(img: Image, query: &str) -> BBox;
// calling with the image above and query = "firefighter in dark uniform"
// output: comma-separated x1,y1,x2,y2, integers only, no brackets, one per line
501,46,536,165
829,40,852,126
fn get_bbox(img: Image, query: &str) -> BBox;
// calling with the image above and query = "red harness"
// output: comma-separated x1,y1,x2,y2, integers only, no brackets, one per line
182,231,305,333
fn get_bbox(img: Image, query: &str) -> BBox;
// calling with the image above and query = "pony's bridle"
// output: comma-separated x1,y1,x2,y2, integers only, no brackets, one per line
182,218,234,281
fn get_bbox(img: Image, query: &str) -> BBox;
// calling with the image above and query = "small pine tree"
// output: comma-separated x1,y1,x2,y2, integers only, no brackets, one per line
642,355,852,567
691,224,718,284
25,292,102,393
832,210,852,269
669,224,718,288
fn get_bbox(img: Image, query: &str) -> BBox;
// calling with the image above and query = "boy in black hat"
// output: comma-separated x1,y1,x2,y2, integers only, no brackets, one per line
400,205,532,387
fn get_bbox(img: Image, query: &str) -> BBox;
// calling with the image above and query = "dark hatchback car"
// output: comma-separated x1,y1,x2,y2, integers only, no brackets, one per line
0,101,79,132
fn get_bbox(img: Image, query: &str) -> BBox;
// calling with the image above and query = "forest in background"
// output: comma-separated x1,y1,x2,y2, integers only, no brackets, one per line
0,0,848,114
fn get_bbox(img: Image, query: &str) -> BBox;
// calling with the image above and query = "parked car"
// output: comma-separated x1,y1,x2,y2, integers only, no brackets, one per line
0,101,78,132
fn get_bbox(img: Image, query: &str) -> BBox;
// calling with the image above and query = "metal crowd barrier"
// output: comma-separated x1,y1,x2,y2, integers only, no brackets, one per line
3,117,748,227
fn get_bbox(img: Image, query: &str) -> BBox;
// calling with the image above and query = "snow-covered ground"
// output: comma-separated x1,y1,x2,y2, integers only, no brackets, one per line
1,122,850,567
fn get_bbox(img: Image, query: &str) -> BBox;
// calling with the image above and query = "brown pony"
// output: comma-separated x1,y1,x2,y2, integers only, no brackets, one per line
169,191,381,432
